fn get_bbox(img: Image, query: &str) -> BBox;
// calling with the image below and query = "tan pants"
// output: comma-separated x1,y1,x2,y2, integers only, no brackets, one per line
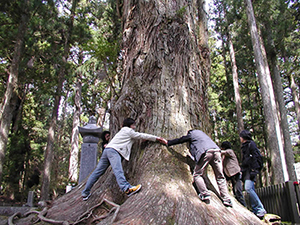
193,149,230,201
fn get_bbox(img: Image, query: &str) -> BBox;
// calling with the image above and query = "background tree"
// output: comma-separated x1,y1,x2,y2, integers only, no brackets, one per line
209,0,299,185
258,0,296,181
0,0,29,186
40,0,79,202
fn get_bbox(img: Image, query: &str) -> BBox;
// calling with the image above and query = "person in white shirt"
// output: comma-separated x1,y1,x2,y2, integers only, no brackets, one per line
82,118,166,200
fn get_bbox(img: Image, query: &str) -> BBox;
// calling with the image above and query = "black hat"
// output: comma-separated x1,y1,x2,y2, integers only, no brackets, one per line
239,130,252,140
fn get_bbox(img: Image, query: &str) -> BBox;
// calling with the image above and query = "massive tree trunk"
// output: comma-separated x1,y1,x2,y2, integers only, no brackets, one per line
0,0,29,185
16,1,262,224
244,0,288,184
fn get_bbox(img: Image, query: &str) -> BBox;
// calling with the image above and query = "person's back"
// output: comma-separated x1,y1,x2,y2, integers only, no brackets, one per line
167,130,232,207
221,141,246,207
168,130,219,162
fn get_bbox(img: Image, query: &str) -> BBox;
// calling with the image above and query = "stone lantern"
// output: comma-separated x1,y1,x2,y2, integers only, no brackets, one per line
78,116,102,183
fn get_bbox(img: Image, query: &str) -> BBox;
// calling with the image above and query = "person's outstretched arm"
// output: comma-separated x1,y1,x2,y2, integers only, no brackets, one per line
167,134,191,147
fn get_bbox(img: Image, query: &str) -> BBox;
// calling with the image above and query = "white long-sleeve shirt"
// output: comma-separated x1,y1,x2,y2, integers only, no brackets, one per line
106,127,158,161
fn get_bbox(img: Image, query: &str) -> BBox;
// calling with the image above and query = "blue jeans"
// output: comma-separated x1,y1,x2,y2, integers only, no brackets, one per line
244,179,266,216
82,148,131,197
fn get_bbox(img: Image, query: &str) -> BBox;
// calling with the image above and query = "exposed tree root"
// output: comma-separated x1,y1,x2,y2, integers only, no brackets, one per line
7,197,120,225
74,198,120,224
8,212,21,225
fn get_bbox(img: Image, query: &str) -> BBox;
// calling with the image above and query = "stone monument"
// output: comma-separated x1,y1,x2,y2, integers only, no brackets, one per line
78,116,102,183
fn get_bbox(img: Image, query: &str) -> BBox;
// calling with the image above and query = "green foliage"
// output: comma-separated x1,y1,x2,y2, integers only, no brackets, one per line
176,6,187,19
0,0,121,202
209,0,300,164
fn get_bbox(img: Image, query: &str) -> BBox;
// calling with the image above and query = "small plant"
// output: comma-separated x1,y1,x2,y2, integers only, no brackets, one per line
176,6,186,19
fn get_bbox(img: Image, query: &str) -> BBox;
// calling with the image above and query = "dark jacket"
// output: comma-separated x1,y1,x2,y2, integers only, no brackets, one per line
167,130,219,163
241,140,260,172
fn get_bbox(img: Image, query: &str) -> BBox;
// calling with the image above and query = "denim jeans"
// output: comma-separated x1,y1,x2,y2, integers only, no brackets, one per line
244,179,266,216
193,150,231,202
82,148,131,197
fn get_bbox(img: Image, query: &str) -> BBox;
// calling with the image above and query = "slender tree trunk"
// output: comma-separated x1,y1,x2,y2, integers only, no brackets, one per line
227,33,244,134
264,29,296,181
270,58,296,181
288,73,300,132
40,91,62,201
0,0,29,185
68,79,82,183
220,2,244,137
244,0,288,184
40,0,78,201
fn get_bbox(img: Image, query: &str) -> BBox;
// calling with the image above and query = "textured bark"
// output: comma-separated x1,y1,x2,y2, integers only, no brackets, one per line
271,59,296,180
244,0,288,184
68,79,82,182
0,0,29,185
40,98,59,201
263,25,295,181
17,1,263,224
288,73,300,133
266,37,296,181
227,32,244,134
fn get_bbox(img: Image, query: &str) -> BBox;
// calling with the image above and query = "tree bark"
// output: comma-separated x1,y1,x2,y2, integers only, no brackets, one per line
265,29,296,181
244,0,288,184
227,31,244,134
0,0,29,185
17,1,263,224
68,79,82,183
270,57,296,181
288,73,300,134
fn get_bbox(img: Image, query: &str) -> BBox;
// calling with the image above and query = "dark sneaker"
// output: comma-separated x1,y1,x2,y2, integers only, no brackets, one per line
223,200,233,207
199,194,211,201
125,184,142,197
82,193,91,201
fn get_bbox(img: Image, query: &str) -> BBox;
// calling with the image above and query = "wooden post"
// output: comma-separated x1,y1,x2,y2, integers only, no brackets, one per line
285,181,300,223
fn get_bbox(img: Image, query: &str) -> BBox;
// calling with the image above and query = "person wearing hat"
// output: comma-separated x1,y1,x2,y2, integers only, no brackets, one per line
240,130,266,219
221,141,246,206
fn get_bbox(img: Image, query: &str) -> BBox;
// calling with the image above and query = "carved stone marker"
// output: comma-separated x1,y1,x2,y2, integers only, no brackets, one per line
26,191,34,207
78,116,102,183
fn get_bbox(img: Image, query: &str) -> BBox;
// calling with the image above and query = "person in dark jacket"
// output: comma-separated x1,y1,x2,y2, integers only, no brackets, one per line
240,130,266,218
221,141,246,206
167,130,232,207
